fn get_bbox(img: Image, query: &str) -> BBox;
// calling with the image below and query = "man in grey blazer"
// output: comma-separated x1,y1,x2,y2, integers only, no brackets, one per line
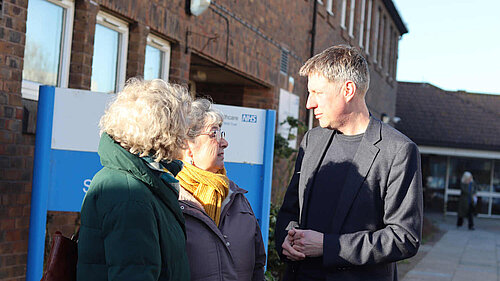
275,45,423,281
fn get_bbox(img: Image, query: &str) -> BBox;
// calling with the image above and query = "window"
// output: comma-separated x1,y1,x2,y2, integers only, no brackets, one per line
378,15,386,67
144,35,171,80
91,12,128,93
365,0,372,54
326,0,334,15
388,26,394,76
373,7,380,63
348,0,356,38
448,157,493,216
422,155,447,212
449,158,492,192
393,32,400,78
359,0,366,47
280,50,289,75
493,161,500,216
340,0,347,28
22,0,74,100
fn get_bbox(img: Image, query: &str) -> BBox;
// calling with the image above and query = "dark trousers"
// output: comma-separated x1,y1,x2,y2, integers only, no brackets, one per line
457,203,475,229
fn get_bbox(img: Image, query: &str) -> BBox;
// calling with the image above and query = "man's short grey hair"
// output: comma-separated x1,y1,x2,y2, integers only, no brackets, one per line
299,45,370,94
187,98,223,139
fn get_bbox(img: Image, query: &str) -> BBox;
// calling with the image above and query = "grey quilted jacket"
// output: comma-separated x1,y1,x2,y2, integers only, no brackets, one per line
179,180,266,281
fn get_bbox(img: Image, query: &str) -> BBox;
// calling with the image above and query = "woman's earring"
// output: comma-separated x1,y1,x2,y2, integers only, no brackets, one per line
189,158,194,165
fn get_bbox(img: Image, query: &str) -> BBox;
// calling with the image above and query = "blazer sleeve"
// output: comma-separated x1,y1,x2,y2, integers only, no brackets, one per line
102,200,162,281
274,130,309,261
323,142,423,268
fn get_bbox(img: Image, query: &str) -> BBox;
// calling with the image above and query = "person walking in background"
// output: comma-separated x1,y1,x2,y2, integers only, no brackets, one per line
275,45,423,281
77,79,192,281
457,171,477,230
176,98,266,281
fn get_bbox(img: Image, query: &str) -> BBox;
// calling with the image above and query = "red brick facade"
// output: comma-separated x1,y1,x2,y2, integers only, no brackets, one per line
0,0,406,279
0,0,32,279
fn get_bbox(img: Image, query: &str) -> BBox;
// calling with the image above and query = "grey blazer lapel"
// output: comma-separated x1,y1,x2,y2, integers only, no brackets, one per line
331,118,381,233
298,128,335,224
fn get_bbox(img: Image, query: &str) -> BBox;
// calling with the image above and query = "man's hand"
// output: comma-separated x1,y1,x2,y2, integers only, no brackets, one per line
282,228,306,261
291,229,324,257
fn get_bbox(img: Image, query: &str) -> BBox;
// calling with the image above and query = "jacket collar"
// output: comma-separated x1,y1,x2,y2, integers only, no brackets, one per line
98,133,186,233
330,117,381,233
299,117,382,231
99,133,163,187
179,180,244,264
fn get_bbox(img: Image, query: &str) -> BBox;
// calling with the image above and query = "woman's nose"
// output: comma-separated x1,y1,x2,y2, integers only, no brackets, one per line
220,137,228,148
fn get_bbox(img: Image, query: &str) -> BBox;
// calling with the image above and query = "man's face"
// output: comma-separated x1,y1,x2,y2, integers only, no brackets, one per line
306,73,346,130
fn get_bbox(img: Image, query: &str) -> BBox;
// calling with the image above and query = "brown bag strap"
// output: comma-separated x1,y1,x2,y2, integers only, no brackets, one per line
70,227,80,242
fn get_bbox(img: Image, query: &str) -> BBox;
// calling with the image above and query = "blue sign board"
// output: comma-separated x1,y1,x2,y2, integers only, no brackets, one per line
26,86,275,280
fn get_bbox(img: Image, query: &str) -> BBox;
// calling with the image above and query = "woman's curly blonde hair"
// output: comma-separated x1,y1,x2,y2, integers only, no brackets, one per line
100,78,192,162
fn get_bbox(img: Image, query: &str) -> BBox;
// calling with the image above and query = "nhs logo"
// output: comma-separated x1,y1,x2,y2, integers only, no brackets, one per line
242,114,258,123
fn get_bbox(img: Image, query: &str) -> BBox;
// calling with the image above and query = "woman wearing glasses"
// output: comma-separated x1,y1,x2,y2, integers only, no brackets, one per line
176,98,266,281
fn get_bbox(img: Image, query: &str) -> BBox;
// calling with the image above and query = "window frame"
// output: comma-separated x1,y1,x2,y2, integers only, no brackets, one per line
340,0,347,29
378,14,386,67
145,34,171,80
21,0,74,100
348,0,356,38
359,0,366,47
92,11,129,93
326,0,334,15
373,6,381,63
365,0,373,55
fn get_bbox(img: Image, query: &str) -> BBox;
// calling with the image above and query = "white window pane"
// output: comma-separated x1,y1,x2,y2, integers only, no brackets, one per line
327,0,333,14
23,0,64,86
341,0,347,28
91,24,119,93
359,0,366,47
348,0,355,37
144,45,162,80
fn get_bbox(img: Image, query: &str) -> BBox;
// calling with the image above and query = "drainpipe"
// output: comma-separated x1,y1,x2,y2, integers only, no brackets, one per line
308,0,318,130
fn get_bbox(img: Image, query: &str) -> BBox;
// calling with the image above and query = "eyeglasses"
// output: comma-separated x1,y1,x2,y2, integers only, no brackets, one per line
199,128,226,143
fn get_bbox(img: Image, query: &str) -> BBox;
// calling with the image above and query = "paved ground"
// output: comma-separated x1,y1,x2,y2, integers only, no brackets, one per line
401,213,500,281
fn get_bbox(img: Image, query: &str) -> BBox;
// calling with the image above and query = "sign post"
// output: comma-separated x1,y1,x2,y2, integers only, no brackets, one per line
26,87,275,280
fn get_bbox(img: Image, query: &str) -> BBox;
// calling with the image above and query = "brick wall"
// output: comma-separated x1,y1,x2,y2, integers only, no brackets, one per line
68,0,98,90
313,0,401,118
0,0,405,279
126,22,149,79
195,83,245,106
0,0,31,279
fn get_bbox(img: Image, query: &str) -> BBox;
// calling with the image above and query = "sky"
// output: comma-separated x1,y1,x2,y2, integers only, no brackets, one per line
393,0,500,95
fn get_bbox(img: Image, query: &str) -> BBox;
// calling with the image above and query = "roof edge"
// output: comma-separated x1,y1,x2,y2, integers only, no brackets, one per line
409,139,500,153
382,0,408,35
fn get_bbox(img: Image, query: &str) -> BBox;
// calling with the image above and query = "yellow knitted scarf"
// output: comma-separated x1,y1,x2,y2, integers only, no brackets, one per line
176,162,229,226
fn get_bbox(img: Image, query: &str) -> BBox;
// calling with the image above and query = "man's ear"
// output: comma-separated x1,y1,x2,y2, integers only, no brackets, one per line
344,80,357,102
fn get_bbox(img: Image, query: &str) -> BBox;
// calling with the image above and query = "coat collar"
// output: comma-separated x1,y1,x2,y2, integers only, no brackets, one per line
98,133,186,233
179,180,244,263
299,117,382,231
298,128,335,223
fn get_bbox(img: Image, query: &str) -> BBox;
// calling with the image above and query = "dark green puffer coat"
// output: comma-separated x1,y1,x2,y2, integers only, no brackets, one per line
77,133,190,281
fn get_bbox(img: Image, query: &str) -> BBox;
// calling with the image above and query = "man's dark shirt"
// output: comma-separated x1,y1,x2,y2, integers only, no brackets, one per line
298,132,363,280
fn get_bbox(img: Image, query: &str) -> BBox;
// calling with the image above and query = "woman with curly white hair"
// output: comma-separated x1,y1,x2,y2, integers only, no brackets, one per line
77,78,192,281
